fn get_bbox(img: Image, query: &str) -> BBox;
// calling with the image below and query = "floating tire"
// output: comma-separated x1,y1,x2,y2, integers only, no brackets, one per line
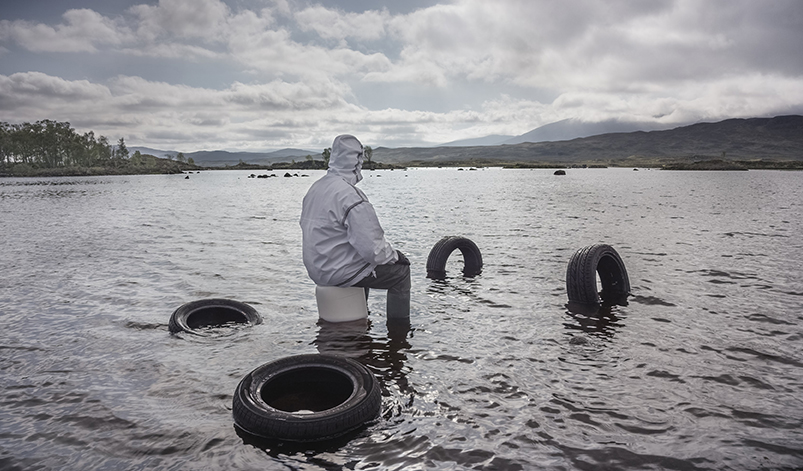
426,236,483,280
566,244,631,306
232,354,381,442
168,298,262,334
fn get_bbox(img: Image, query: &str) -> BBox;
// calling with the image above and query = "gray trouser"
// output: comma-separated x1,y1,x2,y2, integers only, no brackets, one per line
353,263,410,318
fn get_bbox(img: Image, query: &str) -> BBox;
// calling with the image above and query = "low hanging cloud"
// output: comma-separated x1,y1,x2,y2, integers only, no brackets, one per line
0,71,112,109
0,71,365,149
294,6,389,42
129,0,231,41
0,8,127,53
376,0,803,91
0,0,801,149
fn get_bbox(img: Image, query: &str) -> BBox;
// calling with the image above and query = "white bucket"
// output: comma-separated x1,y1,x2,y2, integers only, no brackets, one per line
315,286,368,323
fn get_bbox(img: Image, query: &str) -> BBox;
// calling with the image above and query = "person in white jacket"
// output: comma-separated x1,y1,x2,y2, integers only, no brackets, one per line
300,134,410,318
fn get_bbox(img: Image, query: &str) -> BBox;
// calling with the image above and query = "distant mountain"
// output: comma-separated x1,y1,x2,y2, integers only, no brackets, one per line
436,118,672,148
439,134,513,147
372,115,803,165
129,115,802,168
129,146,177,159
502,118,672,145
129,147,318,166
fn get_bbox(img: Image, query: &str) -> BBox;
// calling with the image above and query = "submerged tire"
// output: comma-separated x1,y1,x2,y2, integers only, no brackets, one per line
168,298,262,334
232,354,381,442
426,236,483,279
566,244,631,306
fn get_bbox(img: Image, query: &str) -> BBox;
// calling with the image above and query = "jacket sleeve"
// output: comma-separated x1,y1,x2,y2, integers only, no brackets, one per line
344,201,398,266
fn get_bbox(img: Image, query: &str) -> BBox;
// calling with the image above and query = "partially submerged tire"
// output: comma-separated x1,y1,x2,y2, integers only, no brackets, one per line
232,354,381,442
168,298,262,334
566,244,631,306
426,236,483,279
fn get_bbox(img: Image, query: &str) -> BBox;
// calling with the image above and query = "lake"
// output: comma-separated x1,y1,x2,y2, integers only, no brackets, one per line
1,167,801,470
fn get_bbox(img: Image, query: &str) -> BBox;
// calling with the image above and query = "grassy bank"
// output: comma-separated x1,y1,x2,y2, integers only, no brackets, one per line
660,159,803,170
1,154,200,177
4,157,800,177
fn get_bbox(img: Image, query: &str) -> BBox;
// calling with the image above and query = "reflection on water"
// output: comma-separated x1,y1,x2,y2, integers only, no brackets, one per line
314,317,414,399
427,277,514,309
314,317,375,358
1,169,802,470
563,303,625,341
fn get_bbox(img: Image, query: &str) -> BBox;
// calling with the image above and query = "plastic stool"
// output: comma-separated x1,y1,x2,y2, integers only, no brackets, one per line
315,286,368,322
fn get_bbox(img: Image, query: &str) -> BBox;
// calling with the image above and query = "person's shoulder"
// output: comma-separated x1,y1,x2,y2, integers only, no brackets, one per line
311,175,364,199
309,173,341,189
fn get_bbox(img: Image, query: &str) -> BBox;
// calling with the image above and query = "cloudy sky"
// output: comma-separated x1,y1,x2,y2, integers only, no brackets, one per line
1,0,802,151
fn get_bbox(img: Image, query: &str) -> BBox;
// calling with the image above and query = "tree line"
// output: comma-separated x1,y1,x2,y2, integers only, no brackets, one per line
0,120,132,169
0,120,200,177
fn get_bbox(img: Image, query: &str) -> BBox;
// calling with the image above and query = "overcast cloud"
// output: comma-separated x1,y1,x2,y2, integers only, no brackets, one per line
1,0,801,151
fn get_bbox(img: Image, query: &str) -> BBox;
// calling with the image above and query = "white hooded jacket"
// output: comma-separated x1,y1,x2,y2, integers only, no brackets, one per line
300,135,398,286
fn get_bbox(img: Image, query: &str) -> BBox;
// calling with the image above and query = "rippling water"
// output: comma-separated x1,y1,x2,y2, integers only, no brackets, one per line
1,168,802,470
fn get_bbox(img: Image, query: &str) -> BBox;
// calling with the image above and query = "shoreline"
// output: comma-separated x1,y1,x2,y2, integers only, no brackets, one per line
2,158,801,178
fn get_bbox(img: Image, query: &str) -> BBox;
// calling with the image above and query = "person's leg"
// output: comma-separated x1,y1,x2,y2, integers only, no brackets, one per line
353,263,410,318
385,266,410,319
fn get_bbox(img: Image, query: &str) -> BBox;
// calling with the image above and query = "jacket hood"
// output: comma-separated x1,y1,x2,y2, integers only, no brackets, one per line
327,134,364,184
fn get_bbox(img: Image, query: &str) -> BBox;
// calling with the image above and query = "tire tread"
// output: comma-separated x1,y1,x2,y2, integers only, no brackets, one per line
566,244,630,305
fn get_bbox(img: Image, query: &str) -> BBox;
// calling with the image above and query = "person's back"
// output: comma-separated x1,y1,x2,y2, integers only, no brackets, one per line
300,134,410,318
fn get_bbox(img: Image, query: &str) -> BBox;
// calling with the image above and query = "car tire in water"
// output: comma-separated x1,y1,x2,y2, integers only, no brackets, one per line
426,236,483,280
168,298,262,334
566,244,631,306
232,354,381,442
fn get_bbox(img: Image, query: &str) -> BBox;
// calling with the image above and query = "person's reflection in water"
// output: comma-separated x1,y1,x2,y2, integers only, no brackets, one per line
313,318,413,397
313,317,375,359
564,302,625,343
379,318,413,396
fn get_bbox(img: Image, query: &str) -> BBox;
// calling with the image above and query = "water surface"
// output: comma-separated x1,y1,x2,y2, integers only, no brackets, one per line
1,168,802,470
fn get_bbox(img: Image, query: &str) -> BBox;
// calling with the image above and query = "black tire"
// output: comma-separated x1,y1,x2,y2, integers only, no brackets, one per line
232,354,381,442
168,298,262,334
566,244,631,306
426,236,483,280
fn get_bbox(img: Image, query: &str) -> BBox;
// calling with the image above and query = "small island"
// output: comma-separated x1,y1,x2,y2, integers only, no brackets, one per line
660,159,803,171
661,159,748,171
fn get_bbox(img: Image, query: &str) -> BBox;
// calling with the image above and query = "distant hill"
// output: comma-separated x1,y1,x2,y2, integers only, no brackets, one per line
373,115,803,166
501,118,672,145
438,118,671,147
129,146,178,159
184,149,318,166
129,115,802,168
439,134,513,147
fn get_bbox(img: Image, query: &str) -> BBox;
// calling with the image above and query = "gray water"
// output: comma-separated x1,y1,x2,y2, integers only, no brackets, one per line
1,168,801,470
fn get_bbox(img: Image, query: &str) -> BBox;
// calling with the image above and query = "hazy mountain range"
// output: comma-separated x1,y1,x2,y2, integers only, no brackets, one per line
439,118,672,146
131,115,803,167
373,115,803,165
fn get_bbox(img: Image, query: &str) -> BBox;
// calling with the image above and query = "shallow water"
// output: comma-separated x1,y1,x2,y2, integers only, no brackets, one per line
1,168,802,470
